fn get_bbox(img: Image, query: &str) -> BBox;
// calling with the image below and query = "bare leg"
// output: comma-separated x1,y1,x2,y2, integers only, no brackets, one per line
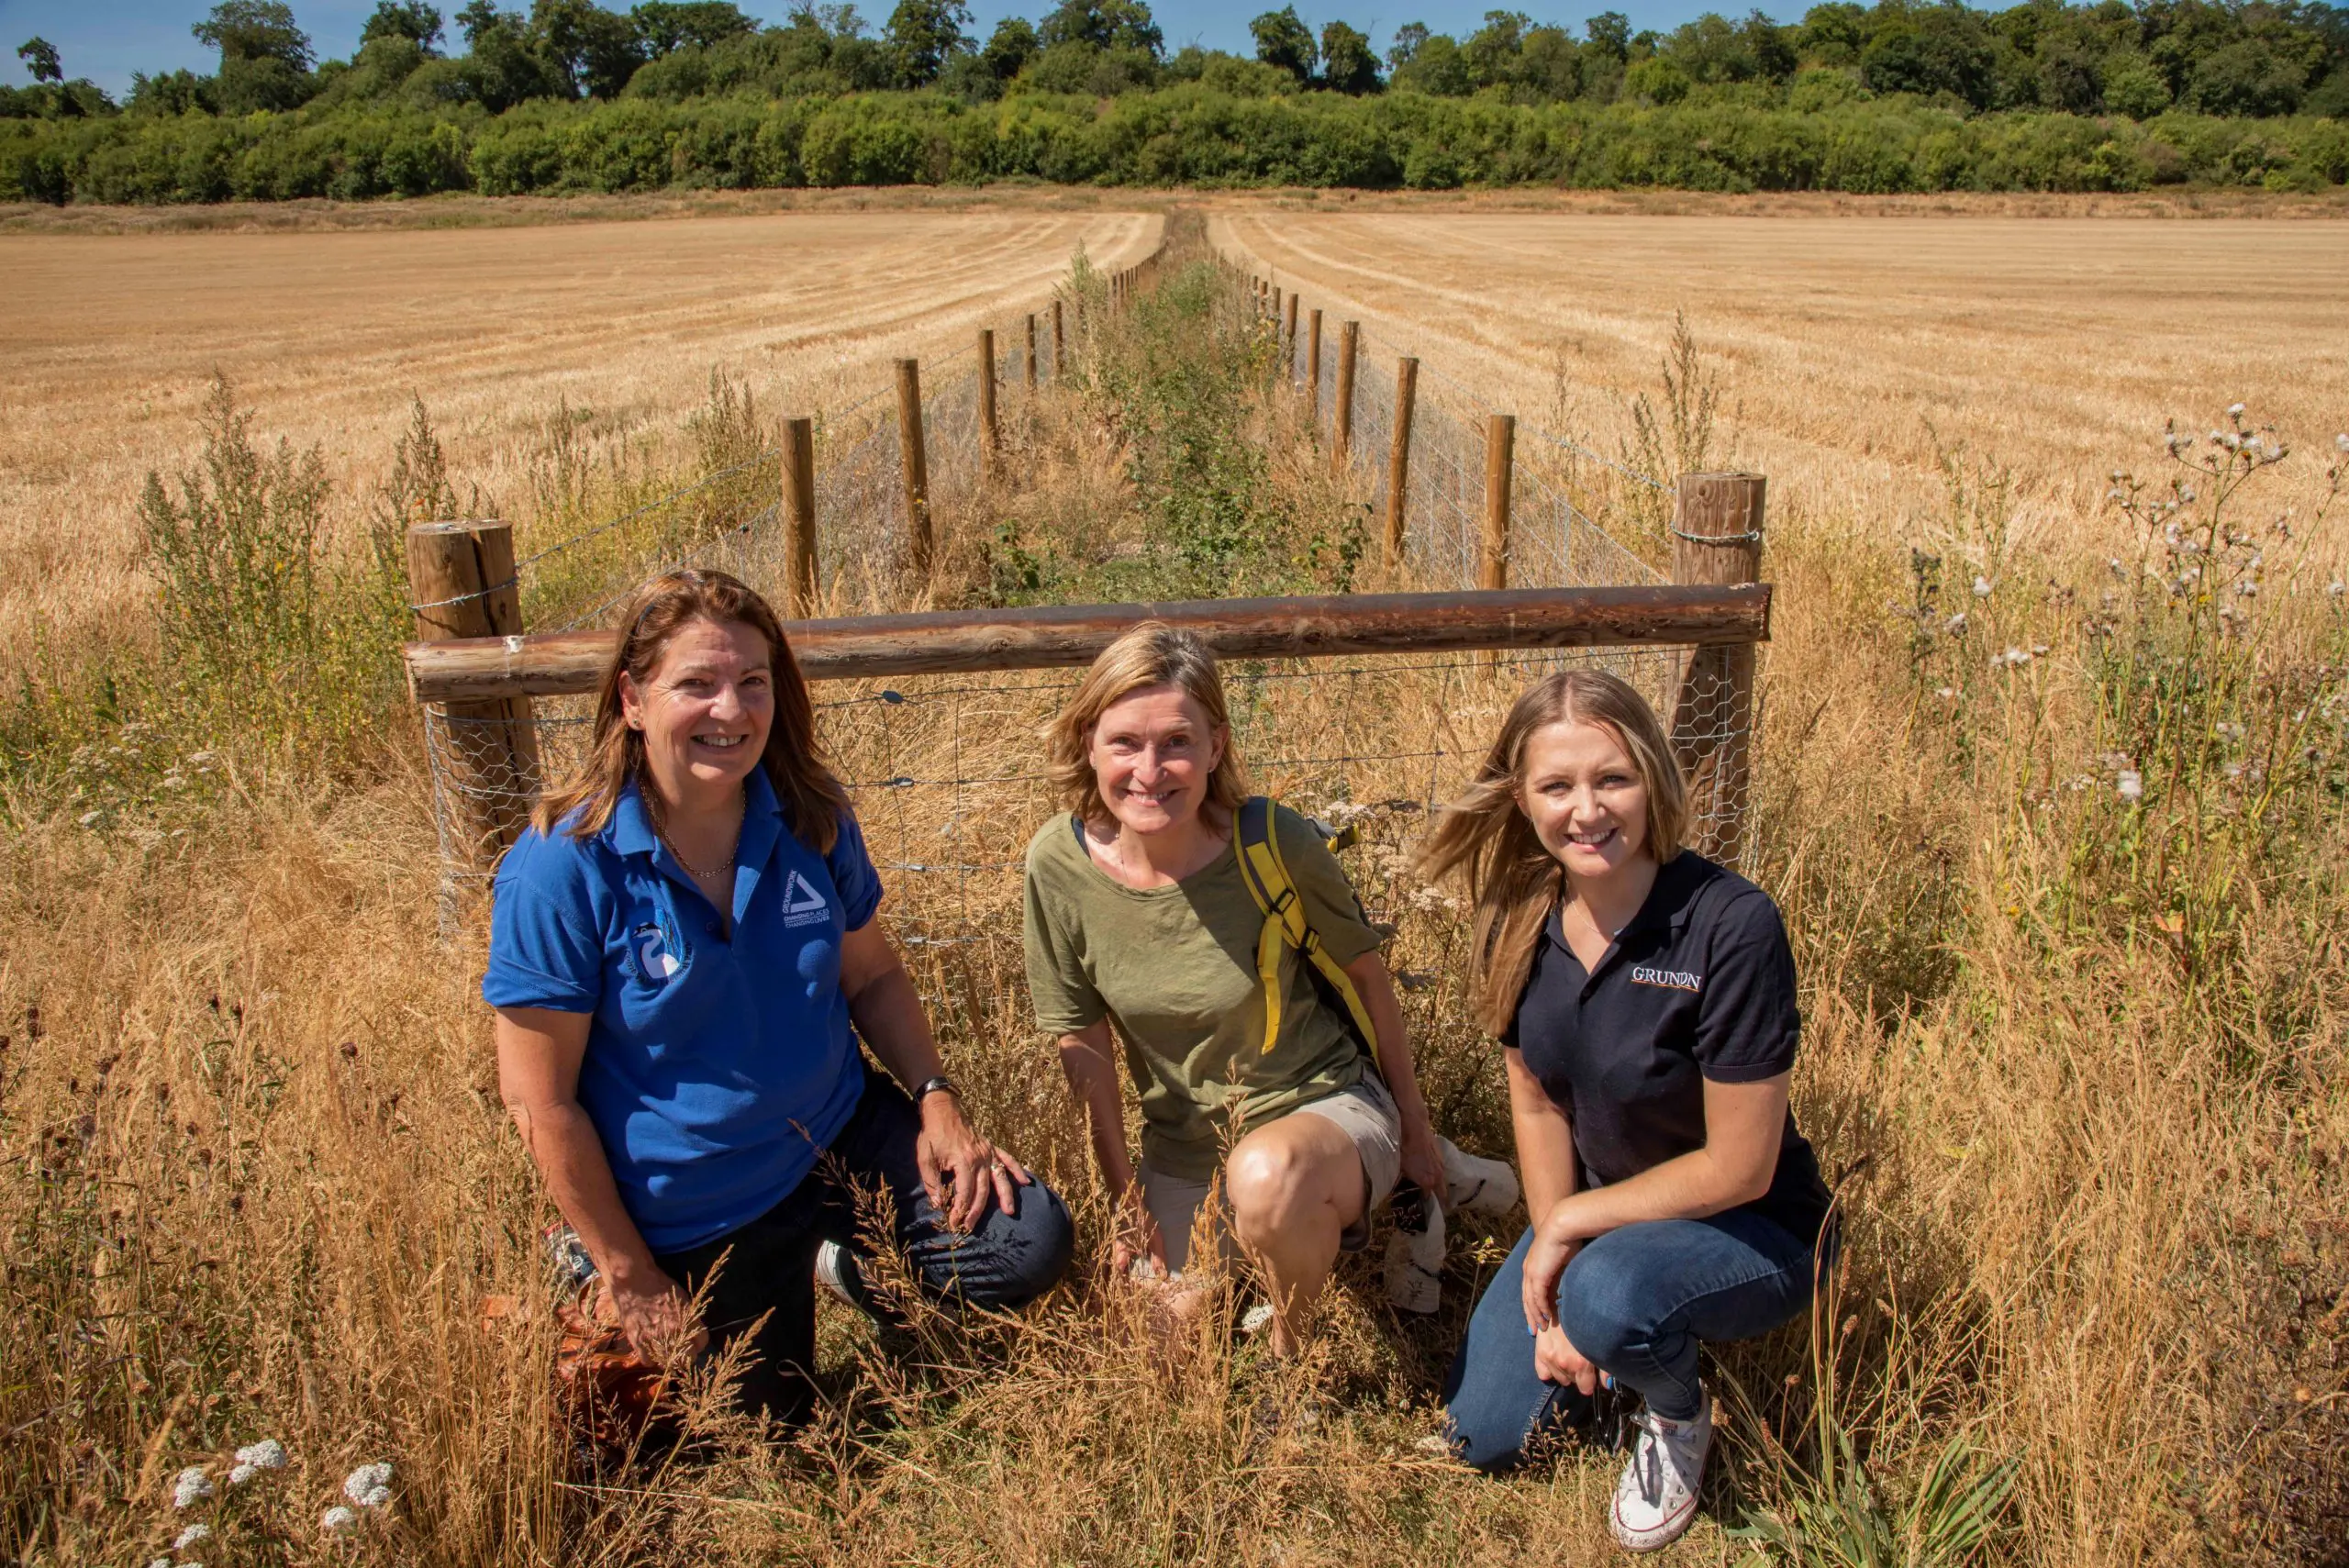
1222,1113,1368,1358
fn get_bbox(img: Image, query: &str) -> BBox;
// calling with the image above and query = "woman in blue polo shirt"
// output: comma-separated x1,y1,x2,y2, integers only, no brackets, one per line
485,568,1072,1425
1417,669,1831,1552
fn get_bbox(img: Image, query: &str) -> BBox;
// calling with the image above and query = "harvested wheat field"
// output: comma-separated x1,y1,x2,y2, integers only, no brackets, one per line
0,208,1159,664
1216,208,2349,539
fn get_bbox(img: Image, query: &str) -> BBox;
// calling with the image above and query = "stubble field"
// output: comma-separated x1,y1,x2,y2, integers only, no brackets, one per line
4,198,2346,1568
1214,207,2349,541
0,207,1161,668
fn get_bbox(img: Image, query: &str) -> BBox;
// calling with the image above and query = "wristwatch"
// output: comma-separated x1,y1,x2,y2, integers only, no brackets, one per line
912,1074,958,1105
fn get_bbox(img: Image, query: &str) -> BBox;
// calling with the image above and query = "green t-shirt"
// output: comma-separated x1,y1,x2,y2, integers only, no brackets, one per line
1021,804,1383,1180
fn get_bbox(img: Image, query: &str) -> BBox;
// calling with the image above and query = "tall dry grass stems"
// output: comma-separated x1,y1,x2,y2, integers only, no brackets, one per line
3,220,2344,1567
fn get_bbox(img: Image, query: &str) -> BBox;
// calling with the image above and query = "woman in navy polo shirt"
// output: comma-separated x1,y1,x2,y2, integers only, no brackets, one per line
485,569,1072,1425
1418,669,1831,1552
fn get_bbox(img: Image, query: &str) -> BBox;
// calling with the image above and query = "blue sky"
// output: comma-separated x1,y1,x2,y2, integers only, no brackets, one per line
5,1,1738,97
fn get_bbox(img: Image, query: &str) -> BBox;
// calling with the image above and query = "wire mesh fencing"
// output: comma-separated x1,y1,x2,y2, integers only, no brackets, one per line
420,642,1751,938
1275,308,1667,595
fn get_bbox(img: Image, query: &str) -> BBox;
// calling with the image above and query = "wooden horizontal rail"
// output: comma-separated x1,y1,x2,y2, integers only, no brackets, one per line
403,584,1771,705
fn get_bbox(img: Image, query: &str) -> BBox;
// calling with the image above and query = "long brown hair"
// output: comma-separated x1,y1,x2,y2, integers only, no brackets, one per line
532,569,850,852
1415,669,1687,1036
1042,622,1249,828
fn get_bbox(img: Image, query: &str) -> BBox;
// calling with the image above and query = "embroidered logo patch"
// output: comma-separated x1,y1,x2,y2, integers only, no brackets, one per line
779,869,830,929
631,920,684,983
1629,965,1702,993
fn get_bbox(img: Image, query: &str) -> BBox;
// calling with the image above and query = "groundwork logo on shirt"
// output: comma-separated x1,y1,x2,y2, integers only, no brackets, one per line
1630,965,1702,993
779,869,830,929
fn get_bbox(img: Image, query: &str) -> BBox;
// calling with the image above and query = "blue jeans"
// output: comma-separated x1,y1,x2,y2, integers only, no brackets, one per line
1441,1210,1820,1472
654,1064,1074,1425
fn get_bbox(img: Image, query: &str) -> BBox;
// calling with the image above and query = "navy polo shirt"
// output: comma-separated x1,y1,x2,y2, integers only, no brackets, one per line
1505,851,1831,1244
483,768,883,1252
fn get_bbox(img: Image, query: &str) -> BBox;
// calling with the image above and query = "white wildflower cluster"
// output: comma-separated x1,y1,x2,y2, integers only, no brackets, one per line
172,1467,214,1509
174,1523,211,1550
320,1506,360,1534
228,1437,287,1485
342,1461,395,1510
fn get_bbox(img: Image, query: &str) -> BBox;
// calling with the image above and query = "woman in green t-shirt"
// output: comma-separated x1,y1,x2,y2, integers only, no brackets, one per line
1022,623,1451,1355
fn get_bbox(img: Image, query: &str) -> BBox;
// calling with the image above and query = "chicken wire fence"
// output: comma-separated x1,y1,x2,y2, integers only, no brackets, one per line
420,644,1750,939
511,324,1073,638
1281,310,1666,594
414,271,1757,929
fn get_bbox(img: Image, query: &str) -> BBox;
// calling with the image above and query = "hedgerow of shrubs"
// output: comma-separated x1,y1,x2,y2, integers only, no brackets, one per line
7,83,2348,201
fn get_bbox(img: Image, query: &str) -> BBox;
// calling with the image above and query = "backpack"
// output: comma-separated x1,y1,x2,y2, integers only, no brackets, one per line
1232,796,1381,1056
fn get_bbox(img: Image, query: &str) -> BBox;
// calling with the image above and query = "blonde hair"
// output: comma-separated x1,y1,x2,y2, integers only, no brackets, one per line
1043,622,1248,828
532,570,849,851
1415,669,1687,1036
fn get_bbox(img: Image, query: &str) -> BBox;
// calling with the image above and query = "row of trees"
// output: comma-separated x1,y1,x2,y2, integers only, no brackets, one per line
9,72,2343,205
8,0,2348,123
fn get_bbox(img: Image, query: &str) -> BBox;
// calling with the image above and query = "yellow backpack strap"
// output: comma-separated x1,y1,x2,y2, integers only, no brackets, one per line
1235,797,1380,1054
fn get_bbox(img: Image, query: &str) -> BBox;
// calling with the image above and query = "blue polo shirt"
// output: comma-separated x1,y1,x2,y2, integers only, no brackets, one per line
483,769,883,1252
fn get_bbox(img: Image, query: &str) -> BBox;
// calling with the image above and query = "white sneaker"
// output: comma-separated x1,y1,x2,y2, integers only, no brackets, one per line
814,1240,860,1307
1383,1189,1445,1314
1439,1139,1521,1217
1611,1391,1711,1552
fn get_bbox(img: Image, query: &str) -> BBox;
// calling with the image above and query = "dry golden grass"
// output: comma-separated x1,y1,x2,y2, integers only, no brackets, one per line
0,207,1160,673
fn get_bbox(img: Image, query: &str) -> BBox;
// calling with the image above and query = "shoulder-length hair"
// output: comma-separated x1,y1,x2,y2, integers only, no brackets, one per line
531,569,850,853
1414,668,1687,1038
1042,622,1249,829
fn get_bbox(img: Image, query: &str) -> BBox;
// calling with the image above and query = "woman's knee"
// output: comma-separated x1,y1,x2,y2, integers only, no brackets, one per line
1553,1253,1653,1371
1222,1139,1308,1235
975,1177,1074,1307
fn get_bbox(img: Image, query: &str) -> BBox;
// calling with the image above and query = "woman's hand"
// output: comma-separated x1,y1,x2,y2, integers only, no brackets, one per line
1533,1322,1600,1396
917,1093,1031,1232
599,1259,707,1365
1110,1193,1170,1281
1520,1215,1582,1336
1398,1115,1445,1199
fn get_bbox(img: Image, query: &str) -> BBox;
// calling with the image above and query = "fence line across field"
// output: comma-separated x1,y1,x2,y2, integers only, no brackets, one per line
403,250,1766,929
1252,264,1673,596
411,249,1165,641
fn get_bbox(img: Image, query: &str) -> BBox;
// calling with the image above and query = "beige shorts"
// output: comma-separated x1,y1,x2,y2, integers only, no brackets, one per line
1138,1074,1404,1275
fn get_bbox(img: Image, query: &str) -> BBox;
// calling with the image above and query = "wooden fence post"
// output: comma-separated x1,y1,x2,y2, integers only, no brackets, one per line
1307,307,1323,426
1283,293,1298,382
1052,298,1065,377
976,328,999,479
406,519,539,861
782,417,818,617
1481,415,1515,592
1024,313,1039,391
1334,319,1359,465
1386,356,1418,568
895,357,932,577
1669,473,1765,867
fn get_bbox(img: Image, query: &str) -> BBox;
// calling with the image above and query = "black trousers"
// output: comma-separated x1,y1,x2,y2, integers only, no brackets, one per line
653,1064,1074,1425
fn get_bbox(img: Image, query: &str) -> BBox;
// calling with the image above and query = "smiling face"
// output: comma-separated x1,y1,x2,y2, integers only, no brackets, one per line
618,617,774,813
1086,684,1225,838
1516,717,1654,885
